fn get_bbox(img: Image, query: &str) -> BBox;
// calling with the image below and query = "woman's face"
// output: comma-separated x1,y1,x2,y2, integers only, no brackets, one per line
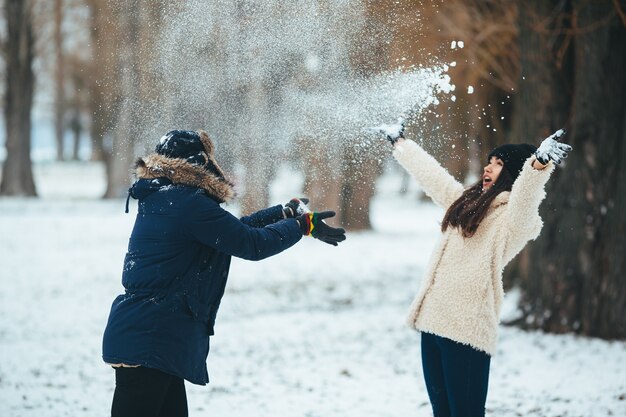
483,156,504,192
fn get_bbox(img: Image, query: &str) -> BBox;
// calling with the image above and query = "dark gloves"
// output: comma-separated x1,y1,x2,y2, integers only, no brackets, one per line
535,129,573,165
368,117,405,145
283,198,310,218
286,198,346,246
297,211,346,246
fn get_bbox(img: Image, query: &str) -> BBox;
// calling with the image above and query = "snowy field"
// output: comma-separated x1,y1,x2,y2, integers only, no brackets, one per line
1,161,625,417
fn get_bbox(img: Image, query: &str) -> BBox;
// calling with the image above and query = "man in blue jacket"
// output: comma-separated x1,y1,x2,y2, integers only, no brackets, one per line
102,130,345,417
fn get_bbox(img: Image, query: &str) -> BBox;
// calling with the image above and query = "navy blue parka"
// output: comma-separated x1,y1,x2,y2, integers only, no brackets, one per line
102,153,302,385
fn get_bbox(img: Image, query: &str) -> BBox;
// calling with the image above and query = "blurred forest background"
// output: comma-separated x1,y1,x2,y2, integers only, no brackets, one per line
0,1,624,340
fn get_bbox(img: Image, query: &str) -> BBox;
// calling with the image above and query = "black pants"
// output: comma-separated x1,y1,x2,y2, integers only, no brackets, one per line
111,367,188,417
421,332,491,417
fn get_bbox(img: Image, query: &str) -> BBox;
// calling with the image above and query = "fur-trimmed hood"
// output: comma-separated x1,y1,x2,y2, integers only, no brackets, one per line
133,153,235,203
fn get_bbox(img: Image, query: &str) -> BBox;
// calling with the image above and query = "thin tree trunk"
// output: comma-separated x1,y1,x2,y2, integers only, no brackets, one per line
301,136,343,227
54,0,65,161
86,0,110,162
104,0,140,198
1,0,36,196
240,82,273,214
340,142,384,230
71,110,81,161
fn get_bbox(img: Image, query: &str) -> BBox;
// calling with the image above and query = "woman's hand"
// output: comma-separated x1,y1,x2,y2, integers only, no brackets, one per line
531,158,548,170
368,117,405,146
535,129,573,166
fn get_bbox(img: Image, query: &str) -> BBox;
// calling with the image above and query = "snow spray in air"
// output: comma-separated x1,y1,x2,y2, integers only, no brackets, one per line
137,1,453,190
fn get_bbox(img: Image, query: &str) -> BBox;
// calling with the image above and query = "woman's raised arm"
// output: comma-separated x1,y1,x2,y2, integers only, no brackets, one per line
502,131,572,262
370,118,464,209
392,138,464,209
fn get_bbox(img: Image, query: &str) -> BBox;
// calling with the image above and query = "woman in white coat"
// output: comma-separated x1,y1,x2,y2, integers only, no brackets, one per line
378,122,571,417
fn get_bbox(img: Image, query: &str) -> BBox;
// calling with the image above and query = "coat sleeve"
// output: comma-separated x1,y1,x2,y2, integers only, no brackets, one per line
187,198,302,261
240,205,285,228
502,158,555,263
392,139,464,209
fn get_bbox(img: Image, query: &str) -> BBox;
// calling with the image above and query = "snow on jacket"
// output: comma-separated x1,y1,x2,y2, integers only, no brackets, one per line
102,154,302,385
393,139,554,355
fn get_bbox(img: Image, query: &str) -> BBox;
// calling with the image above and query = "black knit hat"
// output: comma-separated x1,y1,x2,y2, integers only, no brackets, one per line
156,130,207,166
488,143,537,180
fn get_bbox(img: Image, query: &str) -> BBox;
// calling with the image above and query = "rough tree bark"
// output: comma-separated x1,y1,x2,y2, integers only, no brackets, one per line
504,0,572,290
1,0,37,196
513,0,626,338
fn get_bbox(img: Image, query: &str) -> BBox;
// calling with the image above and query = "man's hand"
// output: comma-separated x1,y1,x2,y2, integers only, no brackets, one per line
283,198,310,218
297,211,346,246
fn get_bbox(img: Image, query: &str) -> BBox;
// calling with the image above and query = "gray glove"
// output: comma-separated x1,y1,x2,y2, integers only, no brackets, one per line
535,129,573,165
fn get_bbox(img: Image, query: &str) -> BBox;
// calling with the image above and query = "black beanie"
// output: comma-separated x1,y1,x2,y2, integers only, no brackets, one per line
156,130,207,166
488,143,537,180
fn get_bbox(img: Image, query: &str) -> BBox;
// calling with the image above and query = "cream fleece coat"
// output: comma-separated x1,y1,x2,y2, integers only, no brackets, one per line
393,139,554,355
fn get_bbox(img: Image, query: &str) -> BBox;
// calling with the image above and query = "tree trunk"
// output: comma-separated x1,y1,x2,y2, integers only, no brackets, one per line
331,2,390,230
504,0,572,289
510,0,571,144
1,0,36,196
54,0,65,161
104,0,140,198
86,0,112,163
516,0,626,338
565,0,626,338
340,140,384,230
301,136,343,227
239,82,273,215
71,109,81,161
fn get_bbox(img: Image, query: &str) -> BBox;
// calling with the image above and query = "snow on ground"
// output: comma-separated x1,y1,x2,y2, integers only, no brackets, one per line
0,161,625,417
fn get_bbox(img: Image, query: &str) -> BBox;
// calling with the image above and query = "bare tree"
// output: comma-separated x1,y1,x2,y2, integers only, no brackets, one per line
1,0,36,196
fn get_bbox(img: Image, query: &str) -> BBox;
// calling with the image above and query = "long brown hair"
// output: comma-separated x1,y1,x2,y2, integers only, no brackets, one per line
441,167,514,238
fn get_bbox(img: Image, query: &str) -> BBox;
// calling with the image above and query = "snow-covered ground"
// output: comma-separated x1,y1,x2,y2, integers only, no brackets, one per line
0,161,625,417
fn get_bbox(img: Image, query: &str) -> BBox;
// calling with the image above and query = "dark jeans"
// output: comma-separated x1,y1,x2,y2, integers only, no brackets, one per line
111,366,188,417
421,332,491,417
